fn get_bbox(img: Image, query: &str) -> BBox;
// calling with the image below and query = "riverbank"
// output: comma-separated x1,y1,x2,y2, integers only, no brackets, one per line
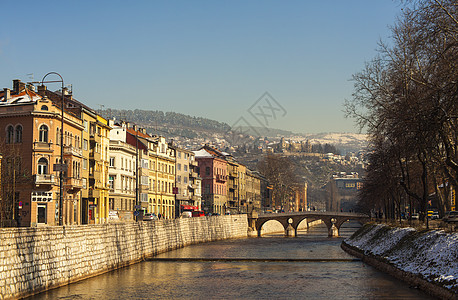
0,215,247,300
342,224,457,300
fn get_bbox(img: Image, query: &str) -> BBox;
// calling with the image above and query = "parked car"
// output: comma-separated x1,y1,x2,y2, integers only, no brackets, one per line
143,213,158,221
192,210,205,217
430,212,440,220
411,213,420,220
443,211,458,223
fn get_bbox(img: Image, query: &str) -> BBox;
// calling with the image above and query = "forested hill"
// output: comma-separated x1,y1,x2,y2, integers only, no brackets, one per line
100,109,231,133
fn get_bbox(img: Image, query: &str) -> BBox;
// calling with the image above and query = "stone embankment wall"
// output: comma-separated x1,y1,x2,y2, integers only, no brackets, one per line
0,215,248,299
342,224,457,300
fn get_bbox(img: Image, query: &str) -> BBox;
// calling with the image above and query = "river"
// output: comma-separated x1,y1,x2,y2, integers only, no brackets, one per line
28,222,434,299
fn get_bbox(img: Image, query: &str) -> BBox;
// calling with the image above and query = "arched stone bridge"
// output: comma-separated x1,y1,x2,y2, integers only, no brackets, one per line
248,211,371,237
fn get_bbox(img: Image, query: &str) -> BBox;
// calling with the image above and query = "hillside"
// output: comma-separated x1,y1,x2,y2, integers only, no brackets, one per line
100,109,231,139
100,109,367,154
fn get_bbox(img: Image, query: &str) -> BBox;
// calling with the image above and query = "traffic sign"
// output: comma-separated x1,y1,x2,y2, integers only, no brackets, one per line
134,211,140,216
53,164,68,172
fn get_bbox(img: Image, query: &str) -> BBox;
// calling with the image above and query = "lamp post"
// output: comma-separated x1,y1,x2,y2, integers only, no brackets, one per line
40,72,65,226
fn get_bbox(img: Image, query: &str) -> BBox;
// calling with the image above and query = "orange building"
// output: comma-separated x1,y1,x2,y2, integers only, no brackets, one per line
0,80,83,226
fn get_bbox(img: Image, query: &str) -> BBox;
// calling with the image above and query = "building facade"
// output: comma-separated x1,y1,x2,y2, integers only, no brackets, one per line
108,121,137,221
174,147,201,216
0,80,85,226
194,146,228,215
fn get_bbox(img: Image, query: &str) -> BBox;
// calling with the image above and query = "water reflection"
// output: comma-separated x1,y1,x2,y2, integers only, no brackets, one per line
28,222,434,300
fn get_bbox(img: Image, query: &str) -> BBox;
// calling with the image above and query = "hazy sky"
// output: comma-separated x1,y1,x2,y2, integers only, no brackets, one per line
1,1,402,134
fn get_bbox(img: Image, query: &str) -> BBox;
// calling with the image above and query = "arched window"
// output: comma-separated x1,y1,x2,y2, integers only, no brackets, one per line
6,125,14,144
39,125,48,142
15,125,22,143
41,105,48,111
38,158,48,174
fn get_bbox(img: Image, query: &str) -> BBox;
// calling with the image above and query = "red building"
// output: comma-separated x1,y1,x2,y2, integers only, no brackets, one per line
193,145,228,215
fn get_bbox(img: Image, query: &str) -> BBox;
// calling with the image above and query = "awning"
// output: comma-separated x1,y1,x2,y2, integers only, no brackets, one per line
181,205,198,211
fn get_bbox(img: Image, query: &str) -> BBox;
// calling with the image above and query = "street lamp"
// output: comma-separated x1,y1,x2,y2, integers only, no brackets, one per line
40,72,65,226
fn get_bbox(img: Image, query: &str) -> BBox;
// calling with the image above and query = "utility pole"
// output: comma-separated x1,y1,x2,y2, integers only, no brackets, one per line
40,72,65,226
135,128,139,222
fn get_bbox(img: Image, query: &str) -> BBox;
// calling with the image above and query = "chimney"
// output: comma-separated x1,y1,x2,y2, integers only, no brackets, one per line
13,79,26,93
38,85,47,97
3,88,11,101
62,87,69,95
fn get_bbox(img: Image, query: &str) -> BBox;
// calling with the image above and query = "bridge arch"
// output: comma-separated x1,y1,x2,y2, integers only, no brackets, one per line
258,219,288,236
250,212,370,238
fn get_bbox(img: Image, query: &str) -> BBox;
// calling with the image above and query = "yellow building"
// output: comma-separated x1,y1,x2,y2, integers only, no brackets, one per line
126,127,176,219
147,136,176,219
77,108,111,224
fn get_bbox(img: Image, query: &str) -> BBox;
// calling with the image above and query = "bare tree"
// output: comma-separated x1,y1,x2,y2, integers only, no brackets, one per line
258,154,300,211
345,0,458,222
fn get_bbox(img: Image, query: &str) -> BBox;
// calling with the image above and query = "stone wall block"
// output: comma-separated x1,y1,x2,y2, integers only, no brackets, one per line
0,215,248,299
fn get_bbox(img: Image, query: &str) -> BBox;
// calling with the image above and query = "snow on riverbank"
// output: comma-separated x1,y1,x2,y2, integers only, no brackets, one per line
345,224,458,292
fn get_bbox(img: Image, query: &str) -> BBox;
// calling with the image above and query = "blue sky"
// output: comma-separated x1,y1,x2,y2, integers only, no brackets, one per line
1,1,402,133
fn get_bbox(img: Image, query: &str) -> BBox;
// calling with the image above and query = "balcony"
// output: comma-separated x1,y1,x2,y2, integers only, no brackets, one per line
216,174,227,182
63,145,83,158
88,189,100,199
65,177,83,191
34,174,56,185
191,195,200,201
33,142,53,153
229,170,237,177
88,170,101,179
190,160,198,167
89,150,101,161
190,171,199,178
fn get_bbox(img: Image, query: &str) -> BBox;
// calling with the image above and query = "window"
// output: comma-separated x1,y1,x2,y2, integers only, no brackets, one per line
41,105,48,111
56,128,60,145
109,157,115,167
184,165,188,172
6,125,13,144
177,175,181,183
83,120,88,132
109,176,114,190
15,125,22,143
82,178,87,189
177,163,181,171
83,159,88,170
39,125,48,142
205,167,210,176
142,159,148,169
184,177,188,184
83,139,88,150
37,158,48,174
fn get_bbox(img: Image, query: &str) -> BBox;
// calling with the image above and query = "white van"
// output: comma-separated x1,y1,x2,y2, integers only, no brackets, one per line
180,211,192,218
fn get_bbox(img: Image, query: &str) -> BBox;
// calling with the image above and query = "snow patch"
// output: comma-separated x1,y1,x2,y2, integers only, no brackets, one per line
345,225,458,292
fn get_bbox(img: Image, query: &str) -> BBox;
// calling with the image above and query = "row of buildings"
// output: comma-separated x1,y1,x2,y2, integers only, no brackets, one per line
0,79,275,227
194,145,272,215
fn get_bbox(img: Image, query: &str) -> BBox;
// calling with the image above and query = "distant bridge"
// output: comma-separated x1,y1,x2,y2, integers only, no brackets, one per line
248,211,371,237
